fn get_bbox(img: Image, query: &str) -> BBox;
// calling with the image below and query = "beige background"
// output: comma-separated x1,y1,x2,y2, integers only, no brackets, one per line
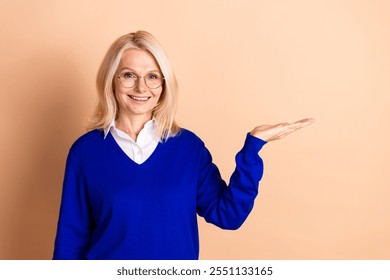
0,0,389,259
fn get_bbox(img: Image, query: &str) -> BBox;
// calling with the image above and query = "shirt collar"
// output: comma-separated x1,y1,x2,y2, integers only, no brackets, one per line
104,119,115,139
103,119,157,140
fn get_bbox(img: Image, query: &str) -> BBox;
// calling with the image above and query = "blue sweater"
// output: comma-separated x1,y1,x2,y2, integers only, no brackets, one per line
53,129,266,260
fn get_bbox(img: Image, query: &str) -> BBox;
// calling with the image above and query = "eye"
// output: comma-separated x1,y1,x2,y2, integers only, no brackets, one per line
147,73,160,80
122,72,136,79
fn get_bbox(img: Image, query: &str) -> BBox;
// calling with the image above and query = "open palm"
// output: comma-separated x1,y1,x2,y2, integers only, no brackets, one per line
251,118,315,142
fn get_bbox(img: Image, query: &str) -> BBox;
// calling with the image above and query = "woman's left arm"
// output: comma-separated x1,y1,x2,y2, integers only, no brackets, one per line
196,118,314,230
250,118,315,142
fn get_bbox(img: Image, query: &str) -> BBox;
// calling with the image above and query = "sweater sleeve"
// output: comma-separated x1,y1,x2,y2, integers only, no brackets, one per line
53,149,92,259
196,133,267,230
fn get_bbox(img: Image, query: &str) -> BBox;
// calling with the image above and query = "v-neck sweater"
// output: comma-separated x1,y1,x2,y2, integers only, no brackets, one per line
53,128,267,260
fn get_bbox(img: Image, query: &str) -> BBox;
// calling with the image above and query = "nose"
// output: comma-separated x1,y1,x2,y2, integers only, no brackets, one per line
135,77,147,92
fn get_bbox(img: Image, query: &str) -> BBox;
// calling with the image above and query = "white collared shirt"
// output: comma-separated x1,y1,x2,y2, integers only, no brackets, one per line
104,119,159,164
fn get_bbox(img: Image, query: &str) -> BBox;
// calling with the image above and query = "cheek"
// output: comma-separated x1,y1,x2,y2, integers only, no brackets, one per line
115,84,131,99
113,81,121,98
156,88,164,101
150,88,163,103
114,87,124,103
113,78,128,94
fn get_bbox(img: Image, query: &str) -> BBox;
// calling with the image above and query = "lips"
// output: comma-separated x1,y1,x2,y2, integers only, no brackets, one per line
128,95,151,101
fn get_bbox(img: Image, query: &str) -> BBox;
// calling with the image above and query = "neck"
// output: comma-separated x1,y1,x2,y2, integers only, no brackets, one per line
116,113,152,141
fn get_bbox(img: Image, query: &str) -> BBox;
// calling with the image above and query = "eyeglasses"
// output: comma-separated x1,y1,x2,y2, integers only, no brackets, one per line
116,72,164,89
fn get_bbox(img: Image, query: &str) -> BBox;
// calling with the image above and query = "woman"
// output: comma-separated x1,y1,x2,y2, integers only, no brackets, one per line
53,31,313,260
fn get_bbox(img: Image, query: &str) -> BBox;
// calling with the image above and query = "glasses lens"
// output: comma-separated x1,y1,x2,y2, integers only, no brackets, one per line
120,73,137,88
123,79,136,88
145,74,163,89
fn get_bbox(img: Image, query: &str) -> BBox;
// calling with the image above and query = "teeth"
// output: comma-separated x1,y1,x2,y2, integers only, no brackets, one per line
129,96,149,101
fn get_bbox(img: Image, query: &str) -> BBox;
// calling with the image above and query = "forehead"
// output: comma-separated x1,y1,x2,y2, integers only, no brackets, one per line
119,49,160,71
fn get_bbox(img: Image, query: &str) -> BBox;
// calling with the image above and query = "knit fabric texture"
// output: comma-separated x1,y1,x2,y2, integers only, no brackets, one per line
53,129,266,259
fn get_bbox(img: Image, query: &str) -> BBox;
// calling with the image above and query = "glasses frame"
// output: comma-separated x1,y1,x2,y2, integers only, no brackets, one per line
116,73,165,89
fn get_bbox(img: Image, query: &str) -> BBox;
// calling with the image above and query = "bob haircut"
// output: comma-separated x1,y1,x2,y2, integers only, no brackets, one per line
87,30,180,141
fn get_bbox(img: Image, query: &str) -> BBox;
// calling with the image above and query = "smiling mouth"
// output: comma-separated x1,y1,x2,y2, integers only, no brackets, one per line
128,95,151,101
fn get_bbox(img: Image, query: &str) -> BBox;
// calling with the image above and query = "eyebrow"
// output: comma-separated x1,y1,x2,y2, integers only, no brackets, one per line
119,67,161,73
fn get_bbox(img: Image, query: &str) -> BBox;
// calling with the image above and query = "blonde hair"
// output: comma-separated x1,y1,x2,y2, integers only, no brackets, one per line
87,30,180,141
